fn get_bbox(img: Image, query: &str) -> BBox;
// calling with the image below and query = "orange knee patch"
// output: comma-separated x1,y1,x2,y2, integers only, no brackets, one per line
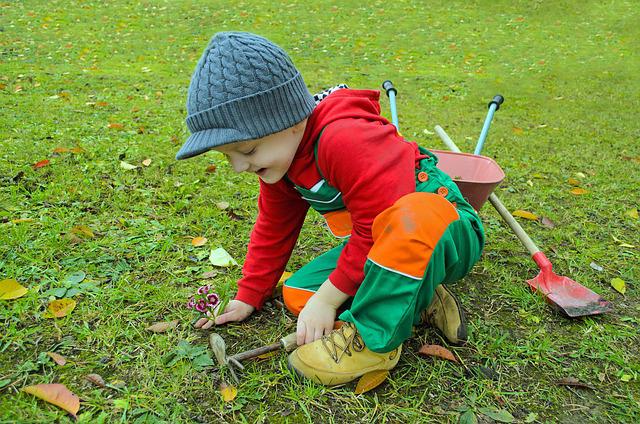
368,192,459,279
282,285,315,316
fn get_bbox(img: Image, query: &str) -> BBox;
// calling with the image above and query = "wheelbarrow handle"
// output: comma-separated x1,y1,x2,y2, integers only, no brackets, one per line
434,125,541,256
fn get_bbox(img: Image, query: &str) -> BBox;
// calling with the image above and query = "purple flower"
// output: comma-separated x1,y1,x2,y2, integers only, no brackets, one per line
206,293,220,306
197,285,210,295
195,299,207,313
186,297,196,309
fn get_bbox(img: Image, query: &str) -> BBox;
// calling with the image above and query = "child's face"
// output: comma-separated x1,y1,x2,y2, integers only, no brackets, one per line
213,119,307,184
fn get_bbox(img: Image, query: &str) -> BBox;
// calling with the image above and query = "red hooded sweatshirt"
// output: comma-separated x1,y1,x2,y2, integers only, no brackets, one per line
235,89,426,309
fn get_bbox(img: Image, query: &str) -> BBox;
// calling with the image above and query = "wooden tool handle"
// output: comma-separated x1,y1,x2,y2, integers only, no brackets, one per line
229,332,298,362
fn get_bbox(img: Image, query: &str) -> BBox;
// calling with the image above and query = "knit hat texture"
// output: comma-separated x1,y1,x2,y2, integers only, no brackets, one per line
176,32,315,160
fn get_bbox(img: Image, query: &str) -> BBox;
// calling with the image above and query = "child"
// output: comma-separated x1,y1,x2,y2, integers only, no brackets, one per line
178,32,484,386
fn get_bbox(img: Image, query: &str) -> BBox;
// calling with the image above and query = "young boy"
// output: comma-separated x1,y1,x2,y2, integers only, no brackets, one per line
178,32,484,386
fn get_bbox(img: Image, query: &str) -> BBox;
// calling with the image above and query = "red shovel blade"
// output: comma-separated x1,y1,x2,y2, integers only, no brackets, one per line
527,253,612,318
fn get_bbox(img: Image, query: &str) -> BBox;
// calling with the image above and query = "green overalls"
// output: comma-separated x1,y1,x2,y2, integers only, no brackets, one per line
283,140,485,352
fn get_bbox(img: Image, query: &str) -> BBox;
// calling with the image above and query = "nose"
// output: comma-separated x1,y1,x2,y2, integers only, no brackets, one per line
227,154,250,173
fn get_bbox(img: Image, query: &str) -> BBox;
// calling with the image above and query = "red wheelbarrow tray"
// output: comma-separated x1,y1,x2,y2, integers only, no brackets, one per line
431,149,505,211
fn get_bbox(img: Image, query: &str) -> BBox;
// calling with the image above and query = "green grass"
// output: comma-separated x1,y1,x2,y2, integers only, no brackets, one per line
1,0,639,422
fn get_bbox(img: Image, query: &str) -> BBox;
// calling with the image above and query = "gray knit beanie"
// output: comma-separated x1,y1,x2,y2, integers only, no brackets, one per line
176,32,316,160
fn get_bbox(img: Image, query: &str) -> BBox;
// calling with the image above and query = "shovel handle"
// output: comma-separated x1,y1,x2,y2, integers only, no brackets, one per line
434,125,541,256
382,80,400,130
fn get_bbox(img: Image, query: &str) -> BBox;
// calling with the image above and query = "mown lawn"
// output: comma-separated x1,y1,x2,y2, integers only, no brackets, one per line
1,0,638,422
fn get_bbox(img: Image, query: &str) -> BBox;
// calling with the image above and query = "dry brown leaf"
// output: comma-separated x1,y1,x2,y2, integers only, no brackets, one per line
141,158,152,167
205,164,217,174
512,210,539,221
355,369,389,394
219,383,237,402
95,101,108,107
191,237,207,247
418,344,458,363
201,271,218,279
52,147,70,154
85,373,106,388
107,123,124,130
512,127,524,135
21,383,80,417
70,147,85,154
567,177,581,186
46,352,67,366
541,217,556,229
43,298,76,318
570,188,588,195
555,377,595,390
70,225,94,238
145,320,178,333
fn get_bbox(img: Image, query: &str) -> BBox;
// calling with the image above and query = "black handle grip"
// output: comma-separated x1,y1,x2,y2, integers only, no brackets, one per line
382,80,397,96
489,95,504,110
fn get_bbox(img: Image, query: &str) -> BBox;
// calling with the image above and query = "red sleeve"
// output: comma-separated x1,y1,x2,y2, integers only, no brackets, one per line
317,119,417,295
235,178,309,309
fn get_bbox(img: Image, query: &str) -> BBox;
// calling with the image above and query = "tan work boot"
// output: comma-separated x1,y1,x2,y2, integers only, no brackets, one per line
421,284,468,345
288,322,401,386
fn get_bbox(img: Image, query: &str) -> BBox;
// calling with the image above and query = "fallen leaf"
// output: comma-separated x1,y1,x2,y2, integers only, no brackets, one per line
512,210,539,221
201,271,218,279
191,237,207,247
21,384,80,417
567,177,581,186
70,147,85,154
418,344,458,363
95,101,108,107
209,334,227,366
44,298,76,318
70,225,94,238
478,407,515,423
146,320,179,333
589,262,604,272
575,172,586,179
555,377,595,390
256,351,278,360
459,410,478,424
209,248,238,267
620,374,632,382
0,279,28,300
512,127,523,135
10,218,34,224
625,209,638,219
215,201,230,210
33,159,50,169
355,369,388,394
205,164,217,174
219,383,237,402
52,147,70,154
85,373,106,388
46,352,67,366
610,278,626,295
141,158,152,167
541,217,556,229
570,188,588,195
108,123,124,130
120,161,137,170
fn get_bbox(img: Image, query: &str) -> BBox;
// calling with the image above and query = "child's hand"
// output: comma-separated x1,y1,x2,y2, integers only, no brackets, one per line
296,295,337,346
194,300,255,330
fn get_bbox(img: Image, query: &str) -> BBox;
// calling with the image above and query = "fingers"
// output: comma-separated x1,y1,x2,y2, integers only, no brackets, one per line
194,317,209,328
296,320,306,346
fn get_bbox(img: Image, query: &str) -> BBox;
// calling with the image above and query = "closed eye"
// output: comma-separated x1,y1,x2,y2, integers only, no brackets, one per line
243,147,256,156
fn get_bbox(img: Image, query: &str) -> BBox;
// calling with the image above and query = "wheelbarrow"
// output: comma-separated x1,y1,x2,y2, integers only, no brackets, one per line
382,81,611,317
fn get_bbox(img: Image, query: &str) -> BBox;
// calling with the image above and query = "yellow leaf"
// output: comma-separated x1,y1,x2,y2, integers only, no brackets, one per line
108,122,124,130
611,278,626,295
219,383,237,402
512,127,524,135
10,218,34,224
141,158,152,167
567,177,581,186
21,384,80,417
256,351,278,360
355,369,389,394
0,279,28,300
625,209,638,219
44,298,76,318
512,210,539,221
52,147,70,154
46,352,67,366
69,147,85,154
191,237,207,247
70,225,94,238
570,188,588,195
